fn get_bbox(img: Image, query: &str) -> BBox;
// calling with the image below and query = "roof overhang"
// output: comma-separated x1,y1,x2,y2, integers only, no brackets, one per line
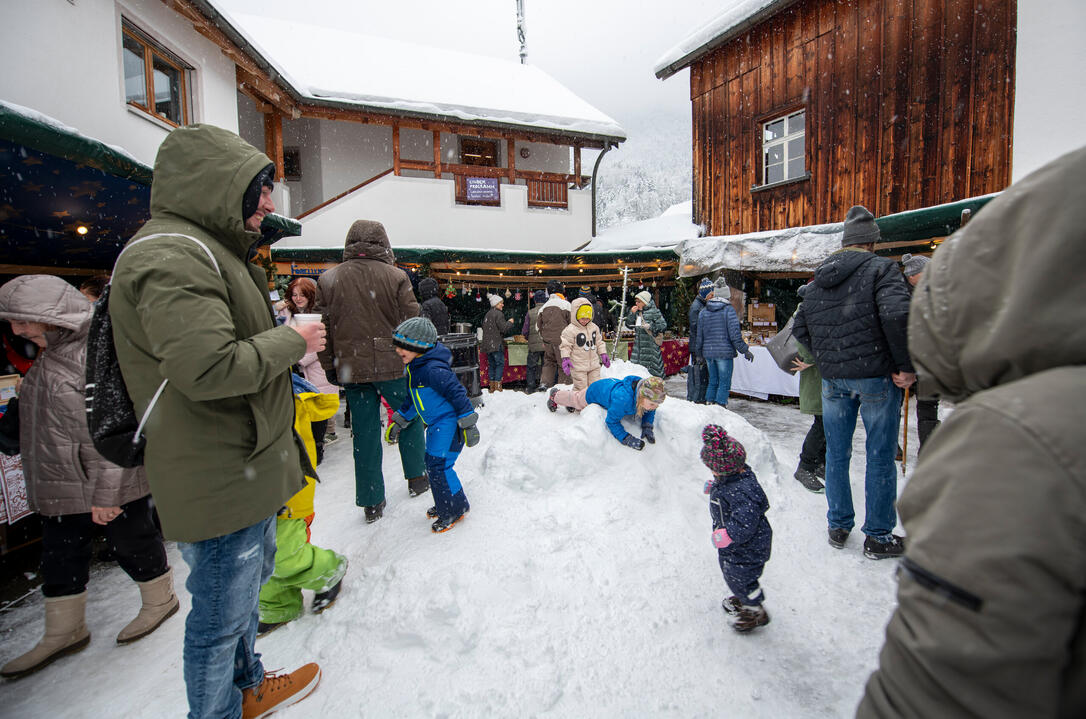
655,0,802,80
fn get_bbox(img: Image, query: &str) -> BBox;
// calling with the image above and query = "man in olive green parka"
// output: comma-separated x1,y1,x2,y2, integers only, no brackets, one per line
110,124,325,719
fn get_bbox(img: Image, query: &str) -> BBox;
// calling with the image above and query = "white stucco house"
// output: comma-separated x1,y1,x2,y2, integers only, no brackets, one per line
0,0,625,254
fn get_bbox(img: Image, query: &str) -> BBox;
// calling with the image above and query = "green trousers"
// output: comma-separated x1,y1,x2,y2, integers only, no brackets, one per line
258,517,346,623
345,378,426,507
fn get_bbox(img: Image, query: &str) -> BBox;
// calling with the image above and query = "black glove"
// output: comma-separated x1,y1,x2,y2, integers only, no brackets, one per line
641,424,655,444
384,412,410,444
743,350,755,362
621,434,645,451
325,369,340,386
457,413,481,448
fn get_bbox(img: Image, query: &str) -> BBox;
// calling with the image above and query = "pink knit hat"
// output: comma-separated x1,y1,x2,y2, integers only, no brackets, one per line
700,424,747,476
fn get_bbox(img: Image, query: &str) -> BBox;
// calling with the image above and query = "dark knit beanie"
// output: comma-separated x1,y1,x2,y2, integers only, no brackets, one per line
697,277,714,299
841,205,880,246
547,279,565,296
900,253,930,277
532,290,547,304
241,163,275,222
700,424,747,476
393,317,439,352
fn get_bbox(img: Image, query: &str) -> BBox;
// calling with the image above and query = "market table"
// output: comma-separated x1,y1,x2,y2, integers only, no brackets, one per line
478,341,527,383
729,345,800,400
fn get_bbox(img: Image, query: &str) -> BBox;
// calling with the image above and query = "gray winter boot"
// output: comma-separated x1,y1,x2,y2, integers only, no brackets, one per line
116,568,180,644
0,591,91,679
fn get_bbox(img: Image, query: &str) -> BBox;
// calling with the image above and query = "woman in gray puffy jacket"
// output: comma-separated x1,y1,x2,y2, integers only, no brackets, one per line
0,275,177,680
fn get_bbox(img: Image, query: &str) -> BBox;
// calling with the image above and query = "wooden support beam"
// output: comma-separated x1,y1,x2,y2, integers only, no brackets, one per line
433,130,442,177
263,112,284,179
506,137,516,183
392,124,401,175
573,144,582,182
166,0,297,115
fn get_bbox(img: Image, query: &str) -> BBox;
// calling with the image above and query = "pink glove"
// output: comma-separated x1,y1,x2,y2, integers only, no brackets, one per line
712,528,733,548
703,479,715,494
600,353,611,368
561,358,573,376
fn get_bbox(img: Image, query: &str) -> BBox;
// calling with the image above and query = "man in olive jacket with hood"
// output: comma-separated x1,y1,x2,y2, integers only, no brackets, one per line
316,220,427,522
110,124,325,719
857,147,1086,719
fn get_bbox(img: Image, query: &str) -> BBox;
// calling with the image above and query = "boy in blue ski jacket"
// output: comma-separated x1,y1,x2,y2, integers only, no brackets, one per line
386,317,479,532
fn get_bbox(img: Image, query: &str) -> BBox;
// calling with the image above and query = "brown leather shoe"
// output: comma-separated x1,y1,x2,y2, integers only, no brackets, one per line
241,663,321,719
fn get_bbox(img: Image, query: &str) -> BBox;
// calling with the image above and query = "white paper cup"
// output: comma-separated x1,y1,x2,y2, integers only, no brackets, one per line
293,313,322,325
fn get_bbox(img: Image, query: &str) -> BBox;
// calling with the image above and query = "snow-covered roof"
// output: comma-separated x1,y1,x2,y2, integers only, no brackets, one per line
211,8,626,143
654,0,801,80
582,201,703,252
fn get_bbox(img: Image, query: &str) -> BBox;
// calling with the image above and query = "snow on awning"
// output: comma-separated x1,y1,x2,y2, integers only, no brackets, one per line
213,10,626,144
675,195,999,276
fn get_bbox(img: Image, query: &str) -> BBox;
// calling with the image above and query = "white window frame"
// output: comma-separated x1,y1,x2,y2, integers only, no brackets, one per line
761,110,806,186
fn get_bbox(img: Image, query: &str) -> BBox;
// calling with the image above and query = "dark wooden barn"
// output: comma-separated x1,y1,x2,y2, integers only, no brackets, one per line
656,0,1018,236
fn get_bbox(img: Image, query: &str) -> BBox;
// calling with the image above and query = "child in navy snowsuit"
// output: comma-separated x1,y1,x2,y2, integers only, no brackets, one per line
700,424,773,632
387,317,480,533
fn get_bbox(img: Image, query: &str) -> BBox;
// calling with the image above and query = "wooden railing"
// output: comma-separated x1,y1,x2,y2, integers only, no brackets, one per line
295,163,587,217
295,168,393,219
526,178,568,208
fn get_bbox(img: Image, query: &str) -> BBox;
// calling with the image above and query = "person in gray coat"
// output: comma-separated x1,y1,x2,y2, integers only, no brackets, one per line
0,275,177,679
857,145,1086,719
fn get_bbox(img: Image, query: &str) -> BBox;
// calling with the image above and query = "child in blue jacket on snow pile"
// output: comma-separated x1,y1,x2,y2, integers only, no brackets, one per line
700,424,772,633
386,317,480,533
547,375,666,450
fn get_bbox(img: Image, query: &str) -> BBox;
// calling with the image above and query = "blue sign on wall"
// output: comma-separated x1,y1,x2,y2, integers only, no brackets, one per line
465,176,500,202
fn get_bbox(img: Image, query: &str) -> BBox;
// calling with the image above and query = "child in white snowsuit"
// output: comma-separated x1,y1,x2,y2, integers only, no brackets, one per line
559,297,611,391
700,424,773,633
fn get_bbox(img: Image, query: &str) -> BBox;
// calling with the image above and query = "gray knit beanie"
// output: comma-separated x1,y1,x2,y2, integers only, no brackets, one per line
900,253,930,277
393,317,439,352
841,205,880,246
712,276,731,300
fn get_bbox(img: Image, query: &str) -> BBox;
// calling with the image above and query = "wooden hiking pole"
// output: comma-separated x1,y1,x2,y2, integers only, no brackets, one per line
901,385,910,475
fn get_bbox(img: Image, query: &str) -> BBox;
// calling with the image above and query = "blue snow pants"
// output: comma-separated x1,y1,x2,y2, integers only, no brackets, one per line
425,416,470,522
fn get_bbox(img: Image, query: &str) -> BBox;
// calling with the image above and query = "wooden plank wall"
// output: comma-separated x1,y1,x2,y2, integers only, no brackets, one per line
689,0,1016,235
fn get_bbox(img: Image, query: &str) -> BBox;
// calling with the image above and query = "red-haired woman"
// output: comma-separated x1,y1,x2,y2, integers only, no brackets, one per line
283,277,339,462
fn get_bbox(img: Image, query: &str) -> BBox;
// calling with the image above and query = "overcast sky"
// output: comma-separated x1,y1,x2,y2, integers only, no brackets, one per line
214,0,738,130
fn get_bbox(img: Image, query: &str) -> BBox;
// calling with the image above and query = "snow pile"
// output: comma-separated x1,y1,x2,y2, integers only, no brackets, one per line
218,11,625,140
585,201,702,252
676,221,844,276
0,358,900,717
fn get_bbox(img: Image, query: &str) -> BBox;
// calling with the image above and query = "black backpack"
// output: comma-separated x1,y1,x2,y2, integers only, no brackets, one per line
85,233,219,467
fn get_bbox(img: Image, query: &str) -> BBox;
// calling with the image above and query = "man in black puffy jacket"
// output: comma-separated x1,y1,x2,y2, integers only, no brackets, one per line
417,277,450,336
793,205,915,560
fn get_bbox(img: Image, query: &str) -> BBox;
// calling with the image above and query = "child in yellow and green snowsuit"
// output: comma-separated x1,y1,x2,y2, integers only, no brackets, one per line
257,374,348,635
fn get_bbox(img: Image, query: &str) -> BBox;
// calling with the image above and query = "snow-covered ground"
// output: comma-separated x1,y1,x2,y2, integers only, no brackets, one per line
0,359,930,718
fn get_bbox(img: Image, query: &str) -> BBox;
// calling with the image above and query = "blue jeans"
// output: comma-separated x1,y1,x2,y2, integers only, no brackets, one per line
179,517,276,719
821,376,902,540
486,351,504,381
705,357,735,406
